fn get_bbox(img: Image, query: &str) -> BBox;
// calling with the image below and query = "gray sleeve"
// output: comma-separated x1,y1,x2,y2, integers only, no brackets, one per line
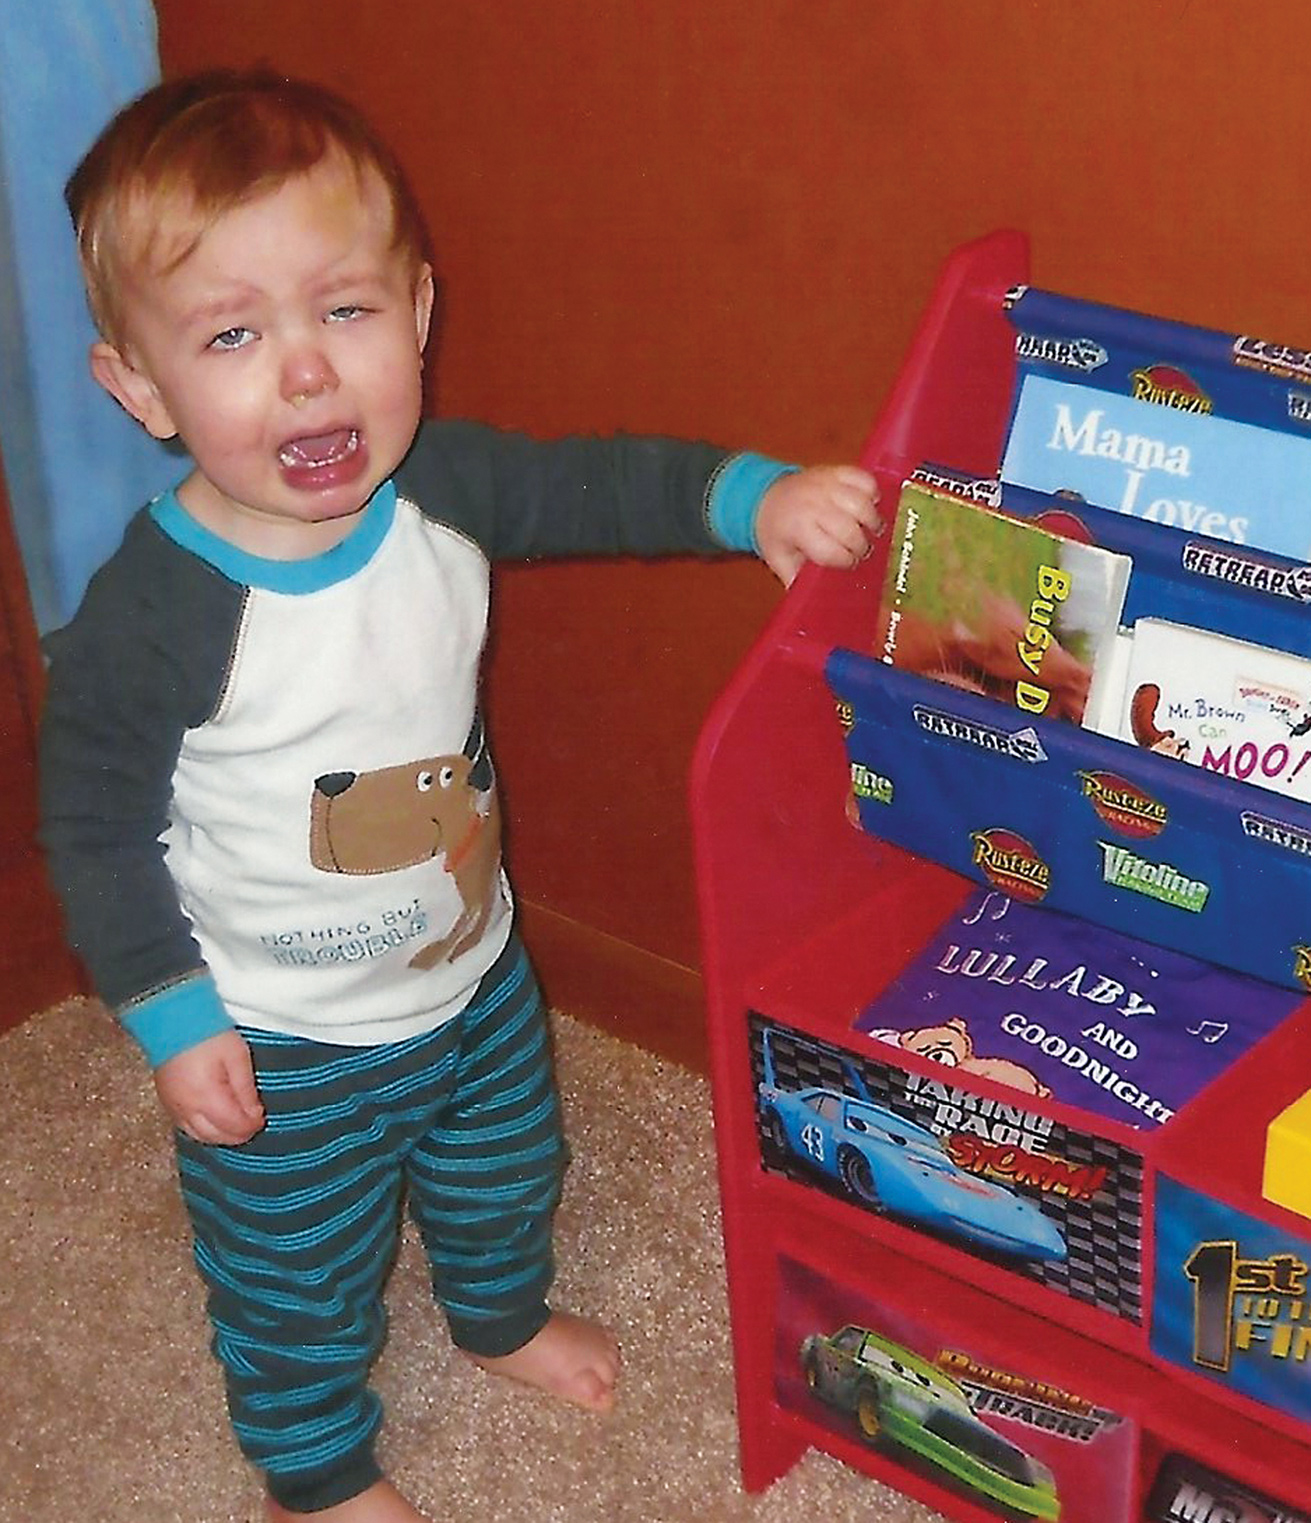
38,513,246,1013
395,419,732,560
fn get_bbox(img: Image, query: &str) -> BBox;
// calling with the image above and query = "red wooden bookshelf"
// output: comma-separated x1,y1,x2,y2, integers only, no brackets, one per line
692,230,1311,1522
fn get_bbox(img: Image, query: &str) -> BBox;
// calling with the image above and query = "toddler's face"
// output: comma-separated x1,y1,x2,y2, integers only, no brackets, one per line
93,160,433,557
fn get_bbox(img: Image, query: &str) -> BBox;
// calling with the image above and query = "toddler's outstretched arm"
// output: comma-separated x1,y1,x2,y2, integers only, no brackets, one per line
153,1028,266,1145
754,464,880,585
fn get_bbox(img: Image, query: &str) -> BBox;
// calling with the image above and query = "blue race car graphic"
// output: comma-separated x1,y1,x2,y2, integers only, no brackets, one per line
758,1032,1066,1262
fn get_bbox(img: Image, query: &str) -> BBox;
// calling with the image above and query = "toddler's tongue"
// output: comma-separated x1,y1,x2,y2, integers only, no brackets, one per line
279,429,357,468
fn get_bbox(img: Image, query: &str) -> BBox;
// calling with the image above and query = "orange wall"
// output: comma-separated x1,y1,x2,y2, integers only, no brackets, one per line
155,1,1311,1048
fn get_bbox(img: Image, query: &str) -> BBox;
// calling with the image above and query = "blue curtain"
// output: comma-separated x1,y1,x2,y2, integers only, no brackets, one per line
0,0,182,634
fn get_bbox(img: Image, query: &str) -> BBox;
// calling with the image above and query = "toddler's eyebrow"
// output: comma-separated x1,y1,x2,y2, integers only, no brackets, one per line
179,289,263,331
311,267,394,300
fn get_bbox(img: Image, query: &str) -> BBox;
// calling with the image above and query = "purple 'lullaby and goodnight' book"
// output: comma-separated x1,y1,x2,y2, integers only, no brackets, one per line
855,889,1302,1129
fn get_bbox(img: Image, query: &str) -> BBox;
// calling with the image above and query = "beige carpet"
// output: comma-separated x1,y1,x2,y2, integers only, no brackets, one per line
0,999,945,1523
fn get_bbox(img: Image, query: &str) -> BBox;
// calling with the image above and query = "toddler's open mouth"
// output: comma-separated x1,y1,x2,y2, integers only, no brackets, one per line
278,428,360,470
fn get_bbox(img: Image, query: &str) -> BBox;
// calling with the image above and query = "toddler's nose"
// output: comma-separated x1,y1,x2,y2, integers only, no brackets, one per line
283,349,339,407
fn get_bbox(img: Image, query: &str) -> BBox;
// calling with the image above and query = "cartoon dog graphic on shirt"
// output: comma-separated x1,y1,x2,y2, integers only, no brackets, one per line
308,714,503,969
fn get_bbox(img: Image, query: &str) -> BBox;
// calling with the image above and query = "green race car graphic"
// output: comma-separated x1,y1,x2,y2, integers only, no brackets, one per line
799,1324,1060,1520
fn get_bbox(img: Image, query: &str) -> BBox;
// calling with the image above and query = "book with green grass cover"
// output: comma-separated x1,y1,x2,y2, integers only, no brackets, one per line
875,480,1132,727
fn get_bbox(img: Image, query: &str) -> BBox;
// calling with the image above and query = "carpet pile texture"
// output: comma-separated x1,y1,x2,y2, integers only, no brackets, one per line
0,999,944,1522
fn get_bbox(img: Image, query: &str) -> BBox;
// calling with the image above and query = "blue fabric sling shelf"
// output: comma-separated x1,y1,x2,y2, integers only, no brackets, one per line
830,649,1311,993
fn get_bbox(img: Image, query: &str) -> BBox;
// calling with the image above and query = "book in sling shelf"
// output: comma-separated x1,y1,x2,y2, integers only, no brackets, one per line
854,888,1301,1129
1103,615,1311,804
875,481,1132,727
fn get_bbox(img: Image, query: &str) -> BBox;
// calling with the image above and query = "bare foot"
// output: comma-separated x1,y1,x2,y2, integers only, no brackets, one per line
266,1478,431,1522
464,1310,621,1412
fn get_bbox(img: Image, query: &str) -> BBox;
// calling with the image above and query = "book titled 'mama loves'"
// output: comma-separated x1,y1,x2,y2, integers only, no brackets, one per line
876,481,1132,727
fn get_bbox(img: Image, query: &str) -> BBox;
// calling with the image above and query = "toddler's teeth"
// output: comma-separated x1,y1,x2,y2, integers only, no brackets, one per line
279,429,358,468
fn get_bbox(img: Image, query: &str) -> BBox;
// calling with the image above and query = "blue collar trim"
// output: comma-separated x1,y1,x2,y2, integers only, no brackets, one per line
150,480,397,592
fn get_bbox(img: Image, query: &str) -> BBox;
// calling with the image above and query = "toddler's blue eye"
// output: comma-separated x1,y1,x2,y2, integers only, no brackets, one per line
327,304,366,322
209,327,254,351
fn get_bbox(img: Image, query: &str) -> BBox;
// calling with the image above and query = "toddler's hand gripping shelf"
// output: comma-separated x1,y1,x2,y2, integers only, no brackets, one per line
692,231,1311,1523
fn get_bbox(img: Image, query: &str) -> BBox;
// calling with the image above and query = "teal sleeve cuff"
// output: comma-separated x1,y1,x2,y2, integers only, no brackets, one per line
706,452,799,554
118,974,235,1069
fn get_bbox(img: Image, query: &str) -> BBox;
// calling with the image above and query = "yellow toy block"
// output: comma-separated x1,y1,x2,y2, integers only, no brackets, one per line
1264,1089,1311,1220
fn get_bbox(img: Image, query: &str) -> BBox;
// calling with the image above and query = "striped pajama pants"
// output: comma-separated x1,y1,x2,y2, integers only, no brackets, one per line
174,936,565,1512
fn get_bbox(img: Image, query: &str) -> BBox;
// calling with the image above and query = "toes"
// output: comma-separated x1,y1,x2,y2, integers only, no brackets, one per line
575,1368,616,1413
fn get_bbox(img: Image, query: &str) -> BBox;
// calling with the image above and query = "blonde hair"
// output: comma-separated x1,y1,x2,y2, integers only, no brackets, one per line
67,70,429,347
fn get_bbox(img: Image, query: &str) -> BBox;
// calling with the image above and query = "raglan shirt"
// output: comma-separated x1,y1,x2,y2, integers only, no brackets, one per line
39,420,792,1069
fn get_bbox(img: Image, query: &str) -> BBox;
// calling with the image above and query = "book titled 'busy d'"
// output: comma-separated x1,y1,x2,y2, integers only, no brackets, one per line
876,481,1131,727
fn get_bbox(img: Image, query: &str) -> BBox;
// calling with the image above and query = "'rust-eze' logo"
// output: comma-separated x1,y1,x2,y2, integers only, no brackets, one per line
969,828,1050,903
1129,363,1213,415
1077,770,1168,839
1294,944,1311,991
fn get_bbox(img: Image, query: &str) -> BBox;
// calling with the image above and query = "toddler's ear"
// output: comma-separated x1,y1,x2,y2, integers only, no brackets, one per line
89,342,179,440
413,263,435,349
